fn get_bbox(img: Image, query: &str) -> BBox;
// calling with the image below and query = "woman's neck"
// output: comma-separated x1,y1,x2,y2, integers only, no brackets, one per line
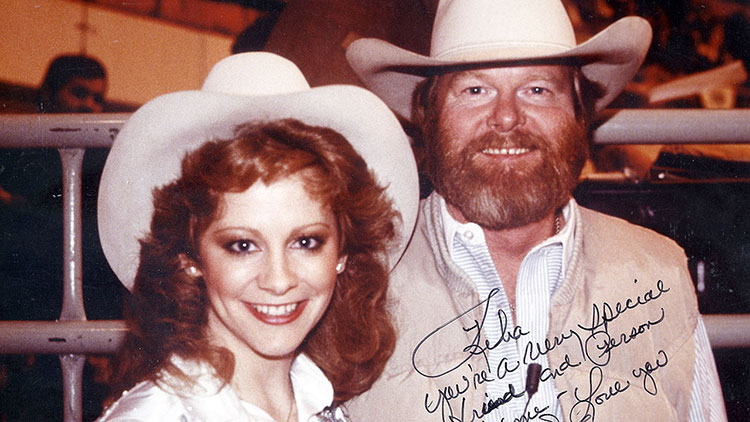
231,349,296,421
206,321,297,421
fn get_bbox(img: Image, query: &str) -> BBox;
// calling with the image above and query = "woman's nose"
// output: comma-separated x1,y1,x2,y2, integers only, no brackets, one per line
257,253,298,295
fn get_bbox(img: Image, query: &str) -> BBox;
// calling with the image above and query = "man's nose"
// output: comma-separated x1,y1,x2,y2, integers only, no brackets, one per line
257,253,298,295
82,97,102,113
487,93,524,132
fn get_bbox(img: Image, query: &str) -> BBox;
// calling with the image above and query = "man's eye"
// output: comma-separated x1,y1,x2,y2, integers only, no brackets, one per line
226,240,257,254
293,236,324,250
530,87,549,95
72,87,90,100
464,86,485,95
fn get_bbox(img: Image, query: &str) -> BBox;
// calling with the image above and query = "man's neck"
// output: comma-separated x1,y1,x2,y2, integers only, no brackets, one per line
445,201,558,310
444,202,558,258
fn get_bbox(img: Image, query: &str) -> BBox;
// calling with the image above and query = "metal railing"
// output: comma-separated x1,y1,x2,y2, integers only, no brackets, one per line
0,113,128,422
1,111,750,421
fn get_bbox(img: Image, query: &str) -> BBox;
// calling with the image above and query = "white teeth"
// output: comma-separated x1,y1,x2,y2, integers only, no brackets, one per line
483,147,531,156
252,303,298,316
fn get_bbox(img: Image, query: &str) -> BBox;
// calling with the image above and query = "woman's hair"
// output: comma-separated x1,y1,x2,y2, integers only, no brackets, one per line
110,119,398,402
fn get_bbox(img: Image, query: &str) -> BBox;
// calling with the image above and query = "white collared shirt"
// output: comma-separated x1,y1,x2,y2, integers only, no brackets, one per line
439,195,726,422
243,354,342,422
97,353,347,422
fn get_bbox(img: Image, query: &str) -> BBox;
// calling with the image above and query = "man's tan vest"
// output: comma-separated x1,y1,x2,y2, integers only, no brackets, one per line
347,194,698,421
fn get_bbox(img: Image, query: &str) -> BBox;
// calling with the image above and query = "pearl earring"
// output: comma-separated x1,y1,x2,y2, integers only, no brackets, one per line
186,266,199,277
335,262,345,274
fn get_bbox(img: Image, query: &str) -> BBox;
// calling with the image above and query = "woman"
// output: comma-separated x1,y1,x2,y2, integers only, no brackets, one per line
96,53,418,421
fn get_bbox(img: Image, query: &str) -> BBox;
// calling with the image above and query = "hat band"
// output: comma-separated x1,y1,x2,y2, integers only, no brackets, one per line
434,41,573,62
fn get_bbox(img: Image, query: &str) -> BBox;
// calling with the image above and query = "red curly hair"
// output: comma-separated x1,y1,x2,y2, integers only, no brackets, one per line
110,119,398,402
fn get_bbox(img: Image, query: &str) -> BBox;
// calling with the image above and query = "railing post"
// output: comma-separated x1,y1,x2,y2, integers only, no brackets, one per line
61,353,86,422
58,147,86,422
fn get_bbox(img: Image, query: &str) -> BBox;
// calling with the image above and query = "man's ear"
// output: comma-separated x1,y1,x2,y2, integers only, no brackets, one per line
573,69,585,119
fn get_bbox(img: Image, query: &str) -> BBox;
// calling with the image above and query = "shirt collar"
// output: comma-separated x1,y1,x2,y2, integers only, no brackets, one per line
289,353,335,421
165,353,334,422
241,353,335,422
439,195,578,270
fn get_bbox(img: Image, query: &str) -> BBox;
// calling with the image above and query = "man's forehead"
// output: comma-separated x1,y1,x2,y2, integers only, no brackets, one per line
64,76,106,90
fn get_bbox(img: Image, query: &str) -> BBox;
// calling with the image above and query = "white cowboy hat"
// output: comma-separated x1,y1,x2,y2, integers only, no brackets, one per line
346,0,653,120
98,52,420,290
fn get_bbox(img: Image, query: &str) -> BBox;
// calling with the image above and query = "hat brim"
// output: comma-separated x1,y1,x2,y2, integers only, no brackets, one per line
346,17,652,120
98,85,420,290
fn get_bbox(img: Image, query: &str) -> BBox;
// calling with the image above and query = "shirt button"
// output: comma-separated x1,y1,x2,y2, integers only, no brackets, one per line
462,230,474,242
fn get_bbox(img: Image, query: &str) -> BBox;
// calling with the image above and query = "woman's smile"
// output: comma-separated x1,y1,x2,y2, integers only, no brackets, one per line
246,300,308,325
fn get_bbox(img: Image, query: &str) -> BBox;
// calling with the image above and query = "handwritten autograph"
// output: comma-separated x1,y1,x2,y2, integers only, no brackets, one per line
569,350,669,422
413,279,673,422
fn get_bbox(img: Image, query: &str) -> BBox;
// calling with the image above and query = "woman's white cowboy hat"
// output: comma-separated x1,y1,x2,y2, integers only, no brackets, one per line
98,52,420,290
346,0,653,120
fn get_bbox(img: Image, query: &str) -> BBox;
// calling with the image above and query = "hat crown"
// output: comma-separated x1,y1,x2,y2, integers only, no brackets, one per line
201,52,310,96
431,0,576,60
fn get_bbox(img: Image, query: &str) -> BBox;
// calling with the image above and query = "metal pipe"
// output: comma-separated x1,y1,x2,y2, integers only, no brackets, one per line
0,113,128,148
703,314,750,349
594,109,750,145
59,148,87,322
0,321,127,354
60,354,85,422
2,315,750,353
2,110,750,148
58,148,87,422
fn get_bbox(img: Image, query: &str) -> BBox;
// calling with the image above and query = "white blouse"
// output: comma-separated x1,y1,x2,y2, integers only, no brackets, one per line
97,354,348,422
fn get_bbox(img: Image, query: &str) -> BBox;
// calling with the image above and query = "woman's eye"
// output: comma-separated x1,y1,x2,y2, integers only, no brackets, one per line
293,236,324,250
529,86,550,95
226,240,257,254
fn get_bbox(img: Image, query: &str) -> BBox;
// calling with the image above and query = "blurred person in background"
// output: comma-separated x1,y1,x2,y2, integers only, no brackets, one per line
36,54,107,114
0,53,120,421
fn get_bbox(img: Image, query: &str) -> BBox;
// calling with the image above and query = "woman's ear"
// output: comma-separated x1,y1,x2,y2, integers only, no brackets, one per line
178,253,202,278
335,255,348,274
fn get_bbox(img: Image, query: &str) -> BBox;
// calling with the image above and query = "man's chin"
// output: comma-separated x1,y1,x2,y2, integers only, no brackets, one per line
439,177,567,230
459,204,553,231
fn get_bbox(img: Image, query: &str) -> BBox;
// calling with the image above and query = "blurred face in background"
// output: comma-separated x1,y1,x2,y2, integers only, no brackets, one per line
54,77,106,113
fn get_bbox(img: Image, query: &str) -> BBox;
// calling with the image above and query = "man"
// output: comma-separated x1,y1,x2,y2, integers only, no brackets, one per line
344,1,726,421
36,54,107,114
1,55,108,204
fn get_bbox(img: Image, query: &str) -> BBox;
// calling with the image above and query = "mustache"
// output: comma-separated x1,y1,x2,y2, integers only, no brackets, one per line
469,128,549,153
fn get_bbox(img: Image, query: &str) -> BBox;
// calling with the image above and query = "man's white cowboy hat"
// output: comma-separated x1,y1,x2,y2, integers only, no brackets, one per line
346,0,653,120
98,52,420,290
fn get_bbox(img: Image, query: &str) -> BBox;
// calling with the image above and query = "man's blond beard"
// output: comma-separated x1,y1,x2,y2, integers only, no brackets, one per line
426,117,588,230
